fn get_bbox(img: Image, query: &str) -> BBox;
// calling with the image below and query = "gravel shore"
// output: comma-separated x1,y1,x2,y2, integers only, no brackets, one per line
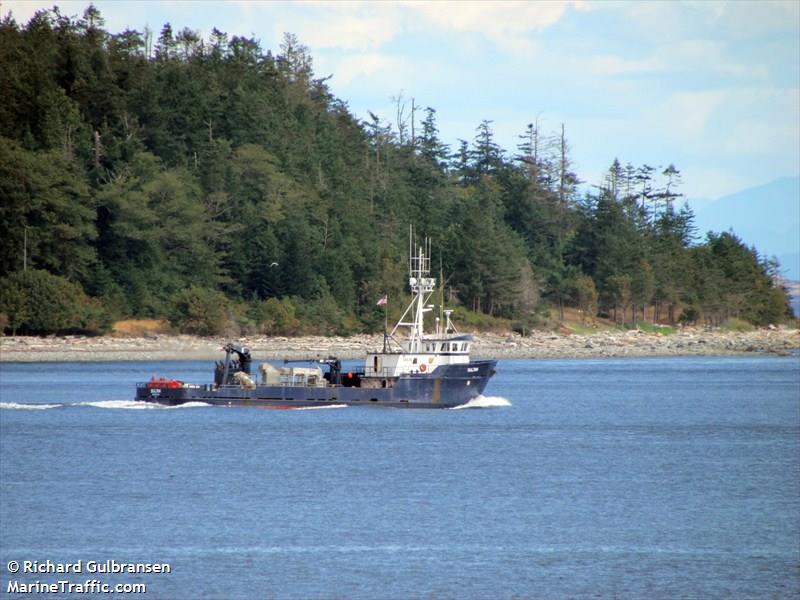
1,328,798,363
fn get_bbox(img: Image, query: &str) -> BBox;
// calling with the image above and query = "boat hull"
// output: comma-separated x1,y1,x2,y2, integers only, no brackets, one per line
135,360,497,409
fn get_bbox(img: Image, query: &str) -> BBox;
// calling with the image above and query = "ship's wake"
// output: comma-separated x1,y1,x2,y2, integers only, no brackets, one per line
77,400,212,410
1,400,213,410
2,398,509,411
450,395,512,410
0,402,62,410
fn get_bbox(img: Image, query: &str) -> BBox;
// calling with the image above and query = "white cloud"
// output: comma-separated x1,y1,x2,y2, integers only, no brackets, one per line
319,53,463,119
577,38,771,82
630,86,800,190
253,1,581,56
649,90,730,143
320,52,416,87
413,0,574,33
667,40,770,80
411,1,585,54
402,0,588,60
715,88,800,157
586,55,663,76
710,0,800,38
252,2,407,52
295,15,399,51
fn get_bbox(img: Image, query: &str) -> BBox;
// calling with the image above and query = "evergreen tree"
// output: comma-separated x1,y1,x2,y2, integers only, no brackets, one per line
0,6,791,334
0,138,96,283
473,120,503,178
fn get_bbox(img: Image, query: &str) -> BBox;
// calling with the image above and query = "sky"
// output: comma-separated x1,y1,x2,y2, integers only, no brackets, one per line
3,0,799,201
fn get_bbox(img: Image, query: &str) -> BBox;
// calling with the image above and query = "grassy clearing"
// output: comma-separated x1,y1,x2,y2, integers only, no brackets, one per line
626,321,677,335
562,322,603,335
548,308,680,336
555,308,615,334
450,308,512,332
112,319,171,337
719,318,754,332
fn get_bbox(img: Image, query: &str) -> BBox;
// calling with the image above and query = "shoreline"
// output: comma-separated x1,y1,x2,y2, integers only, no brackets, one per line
1,328,798,363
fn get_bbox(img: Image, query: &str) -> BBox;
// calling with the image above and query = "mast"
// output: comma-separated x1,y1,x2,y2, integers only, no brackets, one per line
439,255,444,335
390,227,436,353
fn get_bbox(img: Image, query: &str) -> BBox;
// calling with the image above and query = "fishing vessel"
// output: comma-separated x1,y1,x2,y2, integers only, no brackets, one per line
134,234,497,408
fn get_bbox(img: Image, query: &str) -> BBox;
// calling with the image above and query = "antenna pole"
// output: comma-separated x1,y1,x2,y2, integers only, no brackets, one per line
383,299,388,353
439,254,444,326
408,224,412,276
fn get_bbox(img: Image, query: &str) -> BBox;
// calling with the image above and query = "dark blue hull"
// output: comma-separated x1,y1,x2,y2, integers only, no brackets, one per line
136,360,497,409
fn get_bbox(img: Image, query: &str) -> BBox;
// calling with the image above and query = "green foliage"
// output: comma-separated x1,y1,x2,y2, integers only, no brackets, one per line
0,8,792,337
630,259,655,320
0,279,28,335
572,275,598,320
293,292,361,336
0,270,111,335
628,322,676,335
251,297,300,336
606,273,632,323
720,318,754,333
95,152,222,314
698,232,791,326
678,306,700,326
169,286,231,335
451,307,512,332
563,321,603,335
0,138,97,283
443,181,531,317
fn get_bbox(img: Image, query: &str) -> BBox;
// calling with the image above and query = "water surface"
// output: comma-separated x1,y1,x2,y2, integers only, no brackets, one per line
1,355,798,598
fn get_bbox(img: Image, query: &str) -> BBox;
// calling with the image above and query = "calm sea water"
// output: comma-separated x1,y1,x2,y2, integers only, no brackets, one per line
1,355,798,599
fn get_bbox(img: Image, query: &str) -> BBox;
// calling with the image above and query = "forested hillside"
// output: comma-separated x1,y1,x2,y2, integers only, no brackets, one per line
0,6,793,336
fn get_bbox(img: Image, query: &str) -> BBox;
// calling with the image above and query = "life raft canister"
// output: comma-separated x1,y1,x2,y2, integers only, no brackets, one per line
146,377,183,389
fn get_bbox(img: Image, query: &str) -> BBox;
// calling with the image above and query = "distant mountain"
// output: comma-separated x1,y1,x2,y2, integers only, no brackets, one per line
689,176,800,281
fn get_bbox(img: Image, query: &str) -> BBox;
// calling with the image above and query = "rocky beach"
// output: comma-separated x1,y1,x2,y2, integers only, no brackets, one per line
1,327,797,363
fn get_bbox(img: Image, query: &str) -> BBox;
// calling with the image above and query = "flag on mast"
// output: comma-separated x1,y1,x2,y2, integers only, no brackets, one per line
376,295,388,306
